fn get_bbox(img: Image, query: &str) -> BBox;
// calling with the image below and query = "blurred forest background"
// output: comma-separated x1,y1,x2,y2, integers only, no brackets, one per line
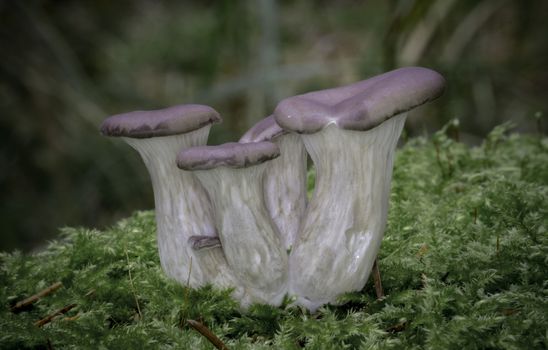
1,0,546,252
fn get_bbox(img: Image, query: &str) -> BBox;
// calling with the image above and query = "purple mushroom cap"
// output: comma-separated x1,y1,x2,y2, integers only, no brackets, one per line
274,66,445,134
239,115,287,143
177,142,280,170
100,104,221,139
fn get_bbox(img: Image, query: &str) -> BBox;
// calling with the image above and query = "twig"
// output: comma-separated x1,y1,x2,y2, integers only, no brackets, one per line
35,303,76,327
63,315,80,322
11,282,63,312
387,320,409,333
84,289,96,298
187,319,229,350
125,248,142,320
372,258,384,299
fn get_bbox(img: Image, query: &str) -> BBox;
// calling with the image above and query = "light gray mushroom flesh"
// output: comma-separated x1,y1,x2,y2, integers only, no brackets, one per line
274,67,446,311
123,129,239,287
100,105,241,295
266,133,307,250
288,114,406,311
239,116,307,250
177,142,289,306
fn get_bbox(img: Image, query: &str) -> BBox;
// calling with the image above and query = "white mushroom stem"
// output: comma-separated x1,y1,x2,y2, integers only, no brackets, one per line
289,114,407,311
193,164,288,305
123,126,238,289
264,134,307,250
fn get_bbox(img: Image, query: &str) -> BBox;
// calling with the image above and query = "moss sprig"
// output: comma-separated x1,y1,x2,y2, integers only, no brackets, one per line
1,125,546,349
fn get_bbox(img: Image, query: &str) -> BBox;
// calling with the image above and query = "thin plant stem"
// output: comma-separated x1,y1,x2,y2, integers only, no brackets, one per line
179,256,193,328
125,248,142,320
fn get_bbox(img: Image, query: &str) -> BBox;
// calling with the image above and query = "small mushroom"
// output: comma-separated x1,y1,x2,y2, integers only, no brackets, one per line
177,142,288,305
239,116,307,250
100,104,239,289
274,67,445,310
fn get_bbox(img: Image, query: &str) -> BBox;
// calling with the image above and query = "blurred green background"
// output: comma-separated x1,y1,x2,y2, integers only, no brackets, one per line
1,0,546,252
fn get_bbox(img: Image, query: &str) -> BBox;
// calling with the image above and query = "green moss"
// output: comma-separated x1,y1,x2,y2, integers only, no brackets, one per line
1,124,547,349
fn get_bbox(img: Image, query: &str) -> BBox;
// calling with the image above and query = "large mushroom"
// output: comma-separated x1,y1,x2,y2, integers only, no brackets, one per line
177,142,288,305
100,104,239,290
274,67,445,310
239,116,307,250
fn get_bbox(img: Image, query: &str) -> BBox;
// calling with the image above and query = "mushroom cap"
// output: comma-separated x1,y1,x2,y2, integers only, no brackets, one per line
177,141,280,170
274,67,445,134
239,115,287,143
100,104,222,139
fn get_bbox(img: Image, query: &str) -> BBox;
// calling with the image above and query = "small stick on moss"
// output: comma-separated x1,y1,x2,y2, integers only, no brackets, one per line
125,248,142,320
11,282,63,313
372,258,384,299
473,208,478,224
35,303,76,327
63,314,80,322
187,319,229,350
84,289,96,299
386,320,408,333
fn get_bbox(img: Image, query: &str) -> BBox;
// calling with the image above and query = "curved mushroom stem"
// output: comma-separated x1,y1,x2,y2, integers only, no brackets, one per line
123,127,238,289
289,114,406,311
239,116,308,250
193,164,288,305
263,134,307,250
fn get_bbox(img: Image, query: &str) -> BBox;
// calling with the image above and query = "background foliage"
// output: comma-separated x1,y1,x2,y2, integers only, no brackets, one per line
1,0,547,250
1,125,546,349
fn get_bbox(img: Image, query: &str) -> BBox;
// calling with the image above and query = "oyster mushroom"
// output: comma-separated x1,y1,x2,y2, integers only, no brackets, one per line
274,67,445,310
177,142,288,305
239,116,307,250
100,104,239,289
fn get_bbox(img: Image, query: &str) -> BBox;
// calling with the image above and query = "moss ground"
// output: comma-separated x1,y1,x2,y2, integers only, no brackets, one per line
1,123,547,349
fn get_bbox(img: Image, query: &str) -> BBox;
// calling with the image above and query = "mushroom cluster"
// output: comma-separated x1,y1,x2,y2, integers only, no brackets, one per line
100,67,445,310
